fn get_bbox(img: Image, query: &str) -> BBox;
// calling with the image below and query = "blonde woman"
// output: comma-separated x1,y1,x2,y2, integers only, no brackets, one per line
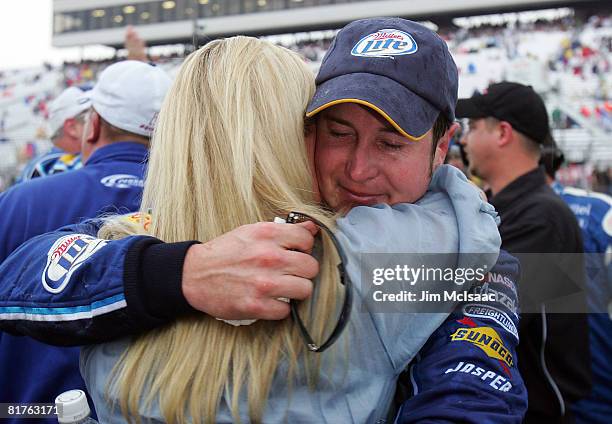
73,34,520,423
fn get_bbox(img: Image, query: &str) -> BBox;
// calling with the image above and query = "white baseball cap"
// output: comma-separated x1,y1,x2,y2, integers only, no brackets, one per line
48,87,91,137
83,60,172,137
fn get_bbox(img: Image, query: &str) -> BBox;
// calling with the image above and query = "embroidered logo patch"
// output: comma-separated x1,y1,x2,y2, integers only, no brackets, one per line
42,234,108,293
463,304,519,341
451,326,514,368
351,29,418,58
100,174,144,189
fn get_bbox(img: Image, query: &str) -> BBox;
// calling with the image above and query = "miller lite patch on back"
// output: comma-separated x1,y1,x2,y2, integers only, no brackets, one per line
351,29,418,58
42,234,108,294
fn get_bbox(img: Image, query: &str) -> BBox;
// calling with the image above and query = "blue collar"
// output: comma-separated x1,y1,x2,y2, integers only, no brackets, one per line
86,142,148,166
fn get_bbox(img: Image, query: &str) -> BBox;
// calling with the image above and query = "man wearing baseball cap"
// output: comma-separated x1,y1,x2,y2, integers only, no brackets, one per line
0,21,526,421
17,86,91,182
458,82,590,423
0,60,171,423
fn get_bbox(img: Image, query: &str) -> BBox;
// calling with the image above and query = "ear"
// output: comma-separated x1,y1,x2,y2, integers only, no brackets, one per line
63,118,79,139
497,121,514,147
84,112,101,145
432,122,459,171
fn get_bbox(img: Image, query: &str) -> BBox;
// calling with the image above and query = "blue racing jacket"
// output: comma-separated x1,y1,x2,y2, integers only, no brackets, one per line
552,182,612,424
0,165,526,422
0,142,147,423
396,251,525,423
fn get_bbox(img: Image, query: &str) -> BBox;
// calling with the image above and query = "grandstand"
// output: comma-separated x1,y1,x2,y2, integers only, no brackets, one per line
51,0,609,47
0,0,610,192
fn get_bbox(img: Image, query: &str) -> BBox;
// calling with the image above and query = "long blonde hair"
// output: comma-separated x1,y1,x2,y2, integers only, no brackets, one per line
100,36,343,423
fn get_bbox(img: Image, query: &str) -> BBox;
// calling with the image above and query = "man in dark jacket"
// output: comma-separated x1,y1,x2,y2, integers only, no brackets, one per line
458,81,590,423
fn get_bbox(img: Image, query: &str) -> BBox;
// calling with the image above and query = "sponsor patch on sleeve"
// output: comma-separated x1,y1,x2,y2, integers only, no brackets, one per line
450,326,514,369
471,280,518,317
42,234,108,294
463,303,519,341
444,361,513,392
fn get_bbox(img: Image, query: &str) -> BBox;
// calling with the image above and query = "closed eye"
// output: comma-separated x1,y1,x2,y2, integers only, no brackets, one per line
330,130,353,138
381,141,403,151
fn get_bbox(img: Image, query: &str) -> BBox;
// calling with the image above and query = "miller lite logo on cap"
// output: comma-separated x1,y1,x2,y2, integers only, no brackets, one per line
42,234,108,294
351,29,418,58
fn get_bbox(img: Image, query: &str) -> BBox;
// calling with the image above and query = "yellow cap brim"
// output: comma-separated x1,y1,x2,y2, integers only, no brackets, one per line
305,98,427,142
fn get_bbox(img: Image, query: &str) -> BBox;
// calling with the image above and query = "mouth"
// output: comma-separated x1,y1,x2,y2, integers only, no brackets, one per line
339,185,383,205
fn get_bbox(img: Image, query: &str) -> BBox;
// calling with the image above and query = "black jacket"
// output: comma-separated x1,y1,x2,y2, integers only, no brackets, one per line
490,166,591,424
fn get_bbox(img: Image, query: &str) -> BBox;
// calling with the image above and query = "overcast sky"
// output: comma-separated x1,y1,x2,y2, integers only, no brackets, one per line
0,1,112,71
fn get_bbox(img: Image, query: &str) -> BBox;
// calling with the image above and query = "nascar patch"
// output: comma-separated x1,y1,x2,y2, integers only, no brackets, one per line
351,29,418,58
463,304,519,341
42,234,108,294
484,272,517,295
451,326,514,368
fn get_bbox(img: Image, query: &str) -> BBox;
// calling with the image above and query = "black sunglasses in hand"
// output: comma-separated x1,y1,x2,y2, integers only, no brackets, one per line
285,212,353,353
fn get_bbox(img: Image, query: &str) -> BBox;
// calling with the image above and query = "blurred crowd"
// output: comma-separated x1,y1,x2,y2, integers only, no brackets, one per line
0,12,611,194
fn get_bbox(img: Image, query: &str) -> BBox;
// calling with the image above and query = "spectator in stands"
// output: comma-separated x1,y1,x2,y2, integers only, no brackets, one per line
458,81,590,424
125,25,147,62
0,60,171,424
17,86,90,183
541,140,612,424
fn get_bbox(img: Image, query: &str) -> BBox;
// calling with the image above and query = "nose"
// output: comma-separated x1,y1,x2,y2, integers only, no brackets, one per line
346,144,378,183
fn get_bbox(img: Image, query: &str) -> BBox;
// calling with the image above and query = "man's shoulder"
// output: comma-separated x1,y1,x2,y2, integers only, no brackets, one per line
517,185,576,221
14,161,145,201
500,186,582,250
5,167,91,203
561,186,612,215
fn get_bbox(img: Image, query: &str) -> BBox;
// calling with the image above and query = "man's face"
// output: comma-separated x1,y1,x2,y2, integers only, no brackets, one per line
460,118,497,179
314,103,440,213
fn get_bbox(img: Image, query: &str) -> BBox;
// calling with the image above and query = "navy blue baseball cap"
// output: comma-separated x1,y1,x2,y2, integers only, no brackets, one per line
306,17,458,141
